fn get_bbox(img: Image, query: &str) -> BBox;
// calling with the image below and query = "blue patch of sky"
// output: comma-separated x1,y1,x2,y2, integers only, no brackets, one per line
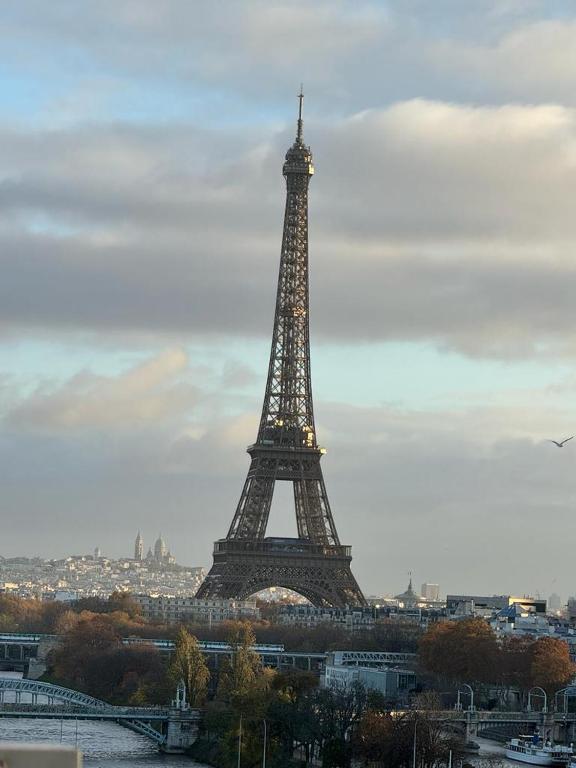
3,338,572,412
94,81,277,129
0,70,58,121
0,24,352,132
0,341,149,394
26,213,82,238
0,59,284,131
313,342,575,410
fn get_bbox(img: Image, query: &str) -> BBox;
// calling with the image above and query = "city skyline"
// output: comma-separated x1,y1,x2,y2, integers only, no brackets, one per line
2,2,576,598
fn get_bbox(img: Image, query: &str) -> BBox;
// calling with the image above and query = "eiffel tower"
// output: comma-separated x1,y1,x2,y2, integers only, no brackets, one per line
196,93,366,607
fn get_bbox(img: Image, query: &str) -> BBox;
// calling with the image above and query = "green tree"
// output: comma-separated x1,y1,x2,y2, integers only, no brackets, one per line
217,621,264,704
169,627,210,706
269,671,319,764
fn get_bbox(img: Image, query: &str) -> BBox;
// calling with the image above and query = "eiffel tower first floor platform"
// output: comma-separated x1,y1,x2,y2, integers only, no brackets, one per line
195,537,367,608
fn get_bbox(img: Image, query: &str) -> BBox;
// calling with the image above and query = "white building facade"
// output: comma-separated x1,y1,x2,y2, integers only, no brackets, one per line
133,594,260,624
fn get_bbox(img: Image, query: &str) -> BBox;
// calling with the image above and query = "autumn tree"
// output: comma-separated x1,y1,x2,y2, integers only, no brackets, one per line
529,637,575,698
55,610,82,635
48,616,122,695
217,621,269,705
101,644,170,705
197,622,277,768
47,614,170,704
169,627,210,706
493,636,574,704
0,595,68,633
419,618,499,685
106,591,142,618
0,597,19,632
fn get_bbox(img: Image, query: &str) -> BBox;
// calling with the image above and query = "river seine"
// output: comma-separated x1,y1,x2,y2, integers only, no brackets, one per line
0,717,206,766
0,671,207,765
0,718,520,768
0,674,519,767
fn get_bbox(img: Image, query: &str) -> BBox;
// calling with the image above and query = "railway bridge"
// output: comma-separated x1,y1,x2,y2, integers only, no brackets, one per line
0,632,327,677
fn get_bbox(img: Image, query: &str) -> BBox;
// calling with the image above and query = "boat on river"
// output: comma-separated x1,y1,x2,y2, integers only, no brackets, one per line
505,736,573,766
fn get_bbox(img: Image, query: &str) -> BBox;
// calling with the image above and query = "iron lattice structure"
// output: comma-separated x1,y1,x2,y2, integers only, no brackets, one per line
196,95,366,607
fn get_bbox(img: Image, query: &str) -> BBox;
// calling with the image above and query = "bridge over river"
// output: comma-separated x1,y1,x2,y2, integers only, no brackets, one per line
436,709,576,742
0,678,200,754
4,677,576,752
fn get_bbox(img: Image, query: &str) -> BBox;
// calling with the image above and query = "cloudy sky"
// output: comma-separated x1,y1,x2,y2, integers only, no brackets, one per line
2,0,576,600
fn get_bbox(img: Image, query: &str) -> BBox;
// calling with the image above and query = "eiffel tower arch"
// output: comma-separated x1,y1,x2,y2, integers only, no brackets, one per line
196,93,366,608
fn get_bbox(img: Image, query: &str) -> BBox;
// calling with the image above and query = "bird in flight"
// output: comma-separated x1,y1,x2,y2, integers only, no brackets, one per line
549,436,574,448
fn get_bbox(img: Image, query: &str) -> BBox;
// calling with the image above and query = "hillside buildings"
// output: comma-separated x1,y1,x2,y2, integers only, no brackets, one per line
0,538,205,601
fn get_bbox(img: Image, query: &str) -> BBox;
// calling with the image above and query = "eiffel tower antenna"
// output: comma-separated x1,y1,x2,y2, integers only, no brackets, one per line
196,96,366,607
297,85,304,142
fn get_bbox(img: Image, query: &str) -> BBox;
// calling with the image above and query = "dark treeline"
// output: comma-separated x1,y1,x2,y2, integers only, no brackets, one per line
191,614,422,653
0,593,422,652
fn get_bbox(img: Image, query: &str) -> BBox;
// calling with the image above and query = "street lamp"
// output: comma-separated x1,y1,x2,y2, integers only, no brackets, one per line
237,713,243,768
528,687,548,714
553,688,576,715
456,683,475,713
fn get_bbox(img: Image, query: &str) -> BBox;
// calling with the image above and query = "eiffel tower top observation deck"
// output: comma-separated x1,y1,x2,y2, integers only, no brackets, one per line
196,93,366,607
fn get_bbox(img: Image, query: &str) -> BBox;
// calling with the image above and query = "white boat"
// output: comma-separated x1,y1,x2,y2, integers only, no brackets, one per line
506,736,573,766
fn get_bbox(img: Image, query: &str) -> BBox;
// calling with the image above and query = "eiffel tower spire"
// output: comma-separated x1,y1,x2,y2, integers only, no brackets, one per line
196,95,366,607
296,85,304,142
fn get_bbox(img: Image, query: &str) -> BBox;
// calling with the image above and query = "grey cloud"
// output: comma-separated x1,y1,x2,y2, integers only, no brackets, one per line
1,393,575,598
3,1,576,112
3,103,576,356
6,348,197,430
